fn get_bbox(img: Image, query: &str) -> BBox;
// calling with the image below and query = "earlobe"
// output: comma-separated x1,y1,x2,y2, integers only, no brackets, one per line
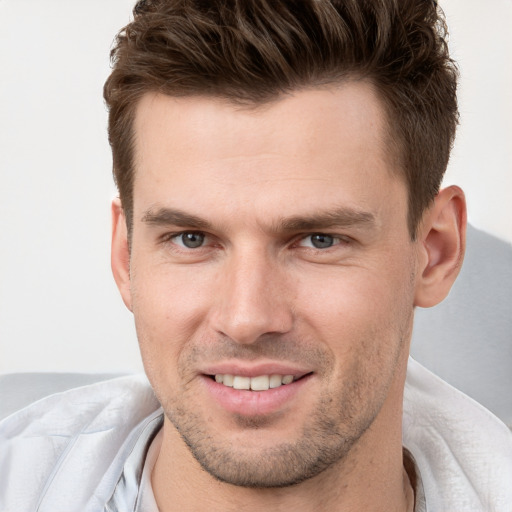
111,198,133,311
414,186,467,308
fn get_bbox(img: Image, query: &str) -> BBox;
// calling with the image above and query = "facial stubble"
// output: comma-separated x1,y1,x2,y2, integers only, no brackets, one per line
155,334,405,489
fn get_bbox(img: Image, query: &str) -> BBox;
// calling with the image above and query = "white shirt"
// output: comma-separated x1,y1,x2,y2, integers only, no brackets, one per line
1,358,511,511
135,428,162,512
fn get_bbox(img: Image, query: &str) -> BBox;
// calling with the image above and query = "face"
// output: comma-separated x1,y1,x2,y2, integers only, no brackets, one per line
115,83,420,487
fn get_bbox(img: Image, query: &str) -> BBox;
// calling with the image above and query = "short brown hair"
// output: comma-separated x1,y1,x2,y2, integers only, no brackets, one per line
104,0,458,239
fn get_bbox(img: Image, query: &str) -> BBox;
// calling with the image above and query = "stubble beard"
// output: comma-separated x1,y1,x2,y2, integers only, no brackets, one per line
160,362,386,488
148,316,410,489
165,400,374,488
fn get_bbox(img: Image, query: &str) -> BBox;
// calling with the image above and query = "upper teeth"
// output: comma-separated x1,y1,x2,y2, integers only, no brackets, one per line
215,374,295,391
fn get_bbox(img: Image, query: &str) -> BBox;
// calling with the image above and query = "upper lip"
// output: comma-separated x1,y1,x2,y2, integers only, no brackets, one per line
201,362,312,379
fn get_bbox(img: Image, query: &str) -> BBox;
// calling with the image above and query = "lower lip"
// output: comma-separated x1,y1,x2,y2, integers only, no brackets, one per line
201,375,312,416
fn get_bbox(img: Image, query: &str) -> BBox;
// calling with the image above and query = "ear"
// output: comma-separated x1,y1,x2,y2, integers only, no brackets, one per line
414,185,467,308
111,197,133,311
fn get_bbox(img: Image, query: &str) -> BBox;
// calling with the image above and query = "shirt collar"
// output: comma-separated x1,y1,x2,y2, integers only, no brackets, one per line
104,411,164,512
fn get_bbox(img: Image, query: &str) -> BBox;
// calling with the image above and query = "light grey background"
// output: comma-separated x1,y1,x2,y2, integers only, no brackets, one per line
0,0,511,373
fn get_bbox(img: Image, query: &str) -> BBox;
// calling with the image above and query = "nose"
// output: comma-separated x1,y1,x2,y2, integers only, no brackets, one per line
211,248,294,344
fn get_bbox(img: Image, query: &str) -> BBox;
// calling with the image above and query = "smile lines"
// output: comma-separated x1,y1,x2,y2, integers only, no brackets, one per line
214,374,296,391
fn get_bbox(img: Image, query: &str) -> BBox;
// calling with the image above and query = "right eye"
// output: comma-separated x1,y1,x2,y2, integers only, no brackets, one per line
298,233,337,249
171,231,206,249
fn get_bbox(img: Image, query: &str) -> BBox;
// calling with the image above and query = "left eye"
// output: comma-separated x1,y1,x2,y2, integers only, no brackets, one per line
172,232,206,249
298,234,340,249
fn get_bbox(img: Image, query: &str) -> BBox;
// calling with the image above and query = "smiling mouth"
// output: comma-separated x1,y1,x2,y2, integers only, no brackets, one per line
209,373,311,391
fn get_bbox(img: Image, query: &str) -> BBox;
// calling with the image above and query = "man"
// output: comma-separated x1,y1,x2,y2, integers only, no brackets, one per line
1,1,511,511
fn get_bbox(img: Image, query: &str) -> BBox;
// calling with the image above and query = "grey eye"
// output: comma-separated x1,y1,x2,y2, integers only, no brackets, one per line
178,232,205,248
309,234,335,249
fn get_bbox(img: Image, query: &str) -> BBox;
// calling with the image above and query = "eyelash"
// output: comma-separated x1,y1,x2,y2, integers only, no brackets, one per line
296,233,350,250
161,231,211,250
160,231,351,252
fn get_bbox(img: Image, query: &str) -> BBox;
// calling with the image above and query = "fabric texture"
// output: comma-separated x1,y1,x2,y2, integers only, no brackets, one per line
135,428,163,512
1,358,511,511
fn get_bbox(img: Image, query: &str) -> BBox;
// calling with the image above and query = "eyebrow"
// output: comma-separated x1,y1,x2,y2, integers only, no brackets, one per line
141,206,376,233
274,208,376,233
142,207,212,230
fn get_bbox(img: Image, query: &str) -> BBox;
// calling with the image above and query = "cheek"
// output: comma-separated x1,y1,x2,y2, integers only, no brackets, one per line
129,261,215,373
296,265,415,414
296,262,415,355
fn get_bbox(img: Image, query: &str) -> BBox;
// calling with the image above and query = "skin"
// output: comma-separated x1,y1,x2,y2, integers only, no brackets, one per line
112,82,466,511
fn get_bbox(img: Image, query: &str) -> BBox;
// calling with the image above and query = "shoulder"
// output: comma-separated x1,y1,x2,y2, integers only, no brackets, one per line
404,357,512,511
0,373,161,511
0,372,128,421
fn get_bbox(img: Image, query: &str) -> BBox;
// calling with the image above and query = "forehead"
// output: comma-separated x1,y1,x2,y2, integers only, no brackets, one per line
131,83,405,228
133,82,390,164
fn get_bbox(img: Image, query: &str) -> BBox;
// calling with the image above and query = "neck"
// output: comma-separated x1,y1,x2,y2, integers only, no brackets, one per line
151,360,414,512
